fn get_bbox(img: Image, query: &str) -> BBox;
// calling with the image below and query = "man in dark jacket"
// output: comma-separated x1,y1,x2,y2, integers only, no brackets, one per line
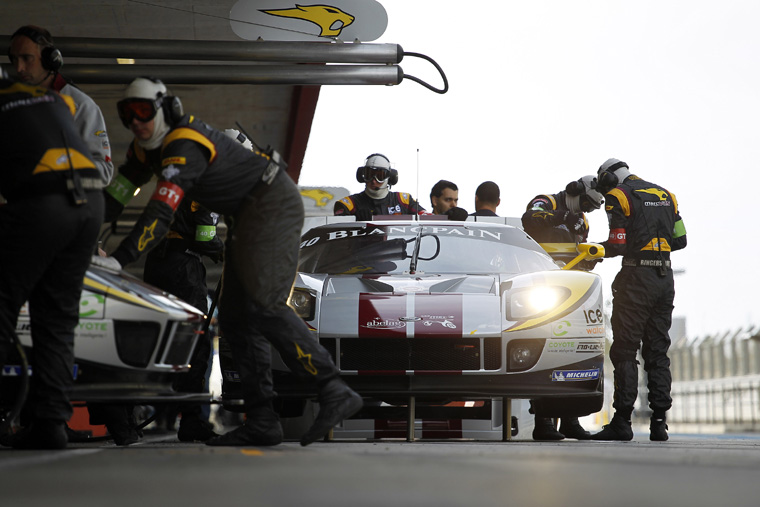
591,159,686,442
95,77,362,447
0,74,104,449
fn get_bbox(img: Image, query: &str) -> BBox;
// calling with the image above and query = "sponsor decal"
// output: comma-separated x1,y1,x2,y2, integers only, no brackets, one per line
636,188,669,200
162,156,186,166
414,296,463,337
16,322,31,332
300,188,334,207
577,341,603,353
295,343,318,375
387,204,402,214
547,340,576,354
223,370,241,382
161,165,181,180
151,181,184,210
583,308,603,325
79,293,105,319
608,228,626,244
644,201,671,207
422,319,457,329
552,320,571,337
138,219,158,251
584,326,605,335
307,226,503,249
551,368,600,381
361,317,406,330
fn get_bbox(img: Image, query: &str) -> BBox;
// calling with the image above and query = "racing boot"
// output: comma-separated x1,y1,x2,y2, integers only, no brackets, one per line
300,378,363,446
532,416,564,441
177,415,219,442
11,419,68,450
591,414,633,441
559,416,591,440
206,404,282,447
649,417,669,441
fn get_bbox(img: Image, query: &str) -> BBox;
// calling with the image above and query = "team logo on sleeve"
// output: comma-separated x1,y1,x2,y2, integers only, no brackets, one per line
138,220,158,251
151,181,185,211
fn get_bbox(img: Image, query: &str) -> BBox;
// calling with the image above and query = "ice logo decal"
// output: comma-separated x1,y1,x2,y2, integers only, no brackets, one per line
552,368,600,382
361,318,406,330
79,292,105,319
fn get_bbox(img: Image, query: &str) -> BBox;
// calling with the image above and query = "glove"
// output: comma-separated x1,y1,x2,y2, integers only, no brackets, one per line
90,255,122,272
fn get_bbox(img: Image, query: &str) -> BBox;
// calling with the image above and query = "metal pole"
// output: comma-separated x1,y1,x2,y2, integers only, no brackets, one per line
2,36,404,64
62,64,403,85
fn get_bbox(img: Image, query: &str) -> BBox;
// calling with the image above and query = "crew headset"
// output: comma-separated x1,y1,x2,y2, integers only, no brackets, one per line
356,153,398,185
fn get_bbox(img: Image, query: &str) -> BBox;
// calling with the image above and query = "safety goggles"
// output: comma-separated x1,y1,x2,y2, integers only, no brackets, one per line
361,166,390,183
117,97,161,127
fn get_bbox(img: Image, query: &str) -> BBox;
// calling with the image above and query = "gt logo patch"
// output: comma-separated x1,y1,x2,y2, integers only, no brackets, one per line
151,181,184,210
608,228,626,244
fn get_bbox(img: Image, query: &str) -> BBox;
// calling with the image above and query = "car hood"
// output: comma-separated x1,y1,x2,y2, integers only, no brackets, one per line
317,274,502,338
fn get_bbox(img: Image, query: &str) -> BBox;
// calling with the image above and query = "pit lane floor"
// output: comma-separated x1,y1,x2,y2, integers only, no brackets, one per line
1,430,759,507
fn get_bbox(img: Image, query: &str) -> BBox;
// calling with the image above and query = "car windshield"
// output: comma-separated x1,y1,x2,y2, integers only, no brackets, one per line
297,223,557,275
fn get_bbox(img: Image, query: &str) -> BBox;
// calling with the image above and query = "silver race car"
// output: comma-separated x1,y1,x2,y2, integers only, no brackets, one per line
258,217,606,440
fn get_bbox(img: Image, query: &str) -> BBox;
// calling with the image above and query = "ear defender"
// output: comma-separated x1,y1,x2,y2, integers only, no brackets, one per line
11,26,63,72
566,180,584,196
163,95,183,125
387,168,398,186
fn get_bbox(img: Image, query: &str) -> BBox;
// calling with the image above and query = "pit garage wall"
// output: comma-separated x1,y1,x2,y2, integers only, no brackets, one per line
668,325,760,431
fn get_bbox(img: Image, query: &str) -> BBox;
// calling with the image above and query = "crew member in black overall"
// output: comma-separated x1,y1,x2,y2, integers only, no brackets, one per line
93,77,362,446
591,159,686,442
334,154,427,219
0,72,104,449
522,175,604,440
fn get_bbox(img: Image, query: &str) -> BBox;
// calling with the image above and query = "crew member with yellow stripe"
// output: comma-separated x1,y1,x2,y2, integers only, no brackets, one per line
95,77,361,448
0,74,104,449
591,158,687,442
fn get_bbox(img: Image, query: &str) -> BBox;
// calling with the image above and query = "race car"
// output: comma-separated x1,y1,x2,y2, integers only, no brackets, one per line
1,265,208,417
242,217,606,440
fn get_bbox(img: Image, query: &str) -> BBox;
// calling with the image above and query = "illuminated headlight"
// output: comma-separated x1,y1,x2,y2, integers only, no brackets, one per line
288,288,316,321
507,339,545,372
507,286,570,320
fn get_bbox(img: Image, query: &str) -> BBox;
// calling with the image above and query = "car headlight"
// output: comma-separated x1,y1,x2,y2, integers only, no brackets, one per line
288,288,316,321
507,286,570,320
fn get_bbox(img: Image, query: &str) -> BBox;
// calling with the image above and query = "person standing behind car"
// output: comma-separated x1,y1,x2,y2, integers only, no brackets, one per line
521,175,604,441
9,25,114,185
429,179,459,215
470,181,500,217
591,159,686,442
334,154,427,220
94,77,362,447
0,72,104,449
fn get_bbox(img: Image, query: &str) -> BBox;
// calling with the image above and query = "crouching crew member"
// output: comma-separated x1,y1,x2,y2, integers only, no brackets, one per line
95,77,362,447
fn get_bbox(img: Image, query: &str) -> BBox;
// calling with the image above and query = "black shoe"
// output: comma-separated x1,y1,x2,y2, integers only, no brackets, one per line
11,419,68,450
65,424,93,443
559,417,591,440
106,421,141,446
650,418,669,441
532,417,564,441
206,419,283,447
178,417,219,442
300,379,363,446
591,415,633,441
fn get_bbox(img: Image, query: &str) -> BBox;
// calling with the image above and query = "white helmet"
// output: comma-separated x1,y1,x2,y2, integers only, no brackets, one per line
565,175,604,213
224,128,253,151
597,158,632,193
119,77,171,150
